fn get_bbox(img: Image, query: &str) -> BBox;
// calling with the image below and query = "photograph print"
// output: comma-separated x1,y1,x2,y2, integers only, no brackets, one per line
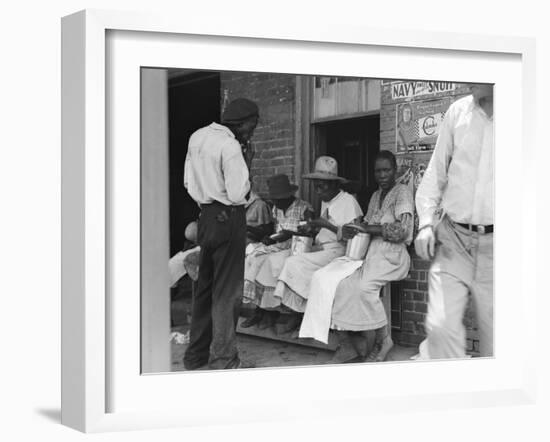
140,69,494,373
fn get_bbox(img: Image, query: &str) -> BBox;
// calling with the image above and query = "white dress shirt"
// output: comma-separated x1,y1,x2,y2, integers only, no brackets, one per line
416,95,494,228
184,123,250,206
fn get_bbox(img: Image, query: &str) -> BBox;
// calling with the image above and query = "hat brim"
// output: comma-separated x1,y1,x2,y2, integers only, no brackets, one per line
266,184,298,199
302,172,348,183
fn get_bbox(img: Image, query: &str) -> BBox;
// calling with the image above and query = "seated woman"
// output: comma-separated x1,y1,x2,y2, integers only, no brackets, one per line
241,174,313,329
244,185,273,245
300,150,414,363
272,156,363,334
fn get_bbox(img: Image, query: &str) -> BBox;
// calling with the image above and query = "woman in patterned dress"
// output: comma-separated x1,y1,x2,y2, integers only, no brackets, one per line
241,174,313,329
327,150,414,362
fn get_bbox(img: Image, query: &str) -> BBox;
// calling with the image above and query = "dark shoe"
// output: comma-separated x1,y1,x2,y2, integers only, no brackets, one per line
342,355,365,364
279,314,302,334
241,309,263,328
183,358,209,370
225,358,256,369
258,311,279,330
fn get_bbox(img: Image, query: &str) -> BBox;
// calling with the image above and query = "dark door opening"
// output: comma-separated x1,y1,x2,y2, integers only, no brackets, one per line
168,71,221,256
313,115,403,332
315,115,380,212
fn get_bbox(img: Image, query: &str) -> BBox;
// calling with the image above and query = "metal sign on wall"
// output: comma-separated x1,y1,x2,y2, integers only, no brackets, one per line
390,81,456,100
395,97,454,153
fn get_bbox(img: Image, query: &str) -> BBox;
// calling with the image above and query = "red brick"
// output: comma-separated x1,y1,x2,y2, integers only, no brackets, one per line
414,302,428,313
399,333,425,346
402,311,424,323
402,280,417,290
412,259,431,270
417,282,428,291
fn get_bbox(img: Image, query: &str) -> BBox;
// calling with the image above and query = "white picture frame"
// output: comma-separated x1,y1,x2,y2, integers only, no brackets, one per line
61,9,537,433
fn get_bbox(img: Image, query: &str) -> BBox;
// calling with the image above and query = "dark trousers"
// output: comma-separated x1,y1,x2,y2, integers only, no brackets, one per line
183,202,246,369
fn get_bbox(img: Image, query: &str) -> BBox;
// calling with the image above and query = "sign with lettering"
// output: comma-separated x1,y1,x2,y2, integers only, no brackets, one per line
395,152,432,233
391,81,456,100
395,97,454,153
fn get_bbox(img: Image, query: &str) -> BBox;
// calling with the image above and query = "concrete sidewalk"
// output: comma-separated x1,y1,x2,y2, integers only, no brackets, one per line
170,325,419,371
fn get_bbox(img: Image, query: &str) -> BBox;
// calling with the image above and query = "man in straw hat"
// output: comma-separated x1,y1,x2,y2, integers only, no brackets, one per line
272,156,363,334
242,174,313,330
183,98,259,370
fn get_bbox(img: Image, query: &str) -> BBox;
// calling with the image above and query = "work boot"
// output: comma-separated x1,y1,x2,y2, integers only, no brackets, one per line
258,310,279,330
225,358,256,369
278,313,302,334
241,307,263,328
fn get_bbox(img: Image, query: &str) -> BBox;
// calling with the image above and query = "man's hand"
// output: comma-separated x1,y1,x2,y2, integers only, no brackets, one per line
414,226,436,260
243,141,255,170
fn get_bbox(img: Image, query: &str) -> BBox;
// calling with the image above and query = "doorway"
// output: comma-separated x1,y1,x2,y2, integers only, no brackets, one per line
168,71,221,256
314,115,380,212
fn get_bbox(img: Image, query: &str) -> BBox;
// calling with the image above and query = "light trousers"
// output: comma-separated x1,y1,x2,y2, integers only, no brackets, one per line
424,217,493,359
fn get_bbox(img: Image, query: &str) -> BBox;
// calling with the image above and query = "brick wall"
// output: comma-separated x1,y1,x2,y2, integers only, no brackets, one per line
219,74,484,354
380,81,480,354
220,72,296,196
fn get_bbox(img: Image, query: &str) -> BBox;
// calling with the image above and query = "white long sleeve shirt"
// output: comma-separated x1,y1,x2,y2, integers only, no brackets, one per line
416,95,494,228
184,123,250,206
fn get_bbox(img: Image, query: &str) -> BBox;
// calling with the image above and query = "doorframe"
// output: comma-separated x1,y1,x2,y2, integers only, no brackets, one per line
295,77,391,327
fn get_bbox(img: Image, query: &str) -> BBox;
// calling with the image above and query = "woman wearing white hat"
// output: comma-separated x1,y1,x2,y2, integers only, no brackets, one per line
272,156,363,334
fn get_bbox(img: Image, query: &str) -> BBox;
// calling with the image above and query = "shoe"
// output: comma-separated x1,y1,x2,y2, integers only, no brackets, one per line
342,355,365,364
279,314,302,334
365,335,393,362
240,310,263,328
258,311,279,330
183,359,209,370
226,358,256,369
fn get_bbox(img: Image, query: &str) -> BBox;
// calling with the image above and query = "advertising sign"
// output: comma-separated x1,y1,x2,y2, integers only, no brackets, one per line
395,97,454,153
391,81,456,100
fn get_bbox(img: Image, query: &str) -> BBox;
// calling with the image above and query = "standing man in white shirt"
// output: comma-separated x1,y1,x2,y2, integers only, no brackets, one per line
183,98,259,370
414,84,494,359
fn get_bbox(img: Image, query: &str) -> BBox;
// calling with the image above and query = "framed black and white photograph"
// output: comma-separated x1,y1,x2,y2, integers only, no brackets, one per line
61,8,537,434
148,69,493,374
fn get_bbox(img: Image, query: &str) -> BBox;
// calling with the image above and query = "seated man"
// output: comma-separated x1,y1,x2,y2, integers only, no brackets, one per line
299,150,414,363
272,156,363,334
169,221,200,286
241,174,313,329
